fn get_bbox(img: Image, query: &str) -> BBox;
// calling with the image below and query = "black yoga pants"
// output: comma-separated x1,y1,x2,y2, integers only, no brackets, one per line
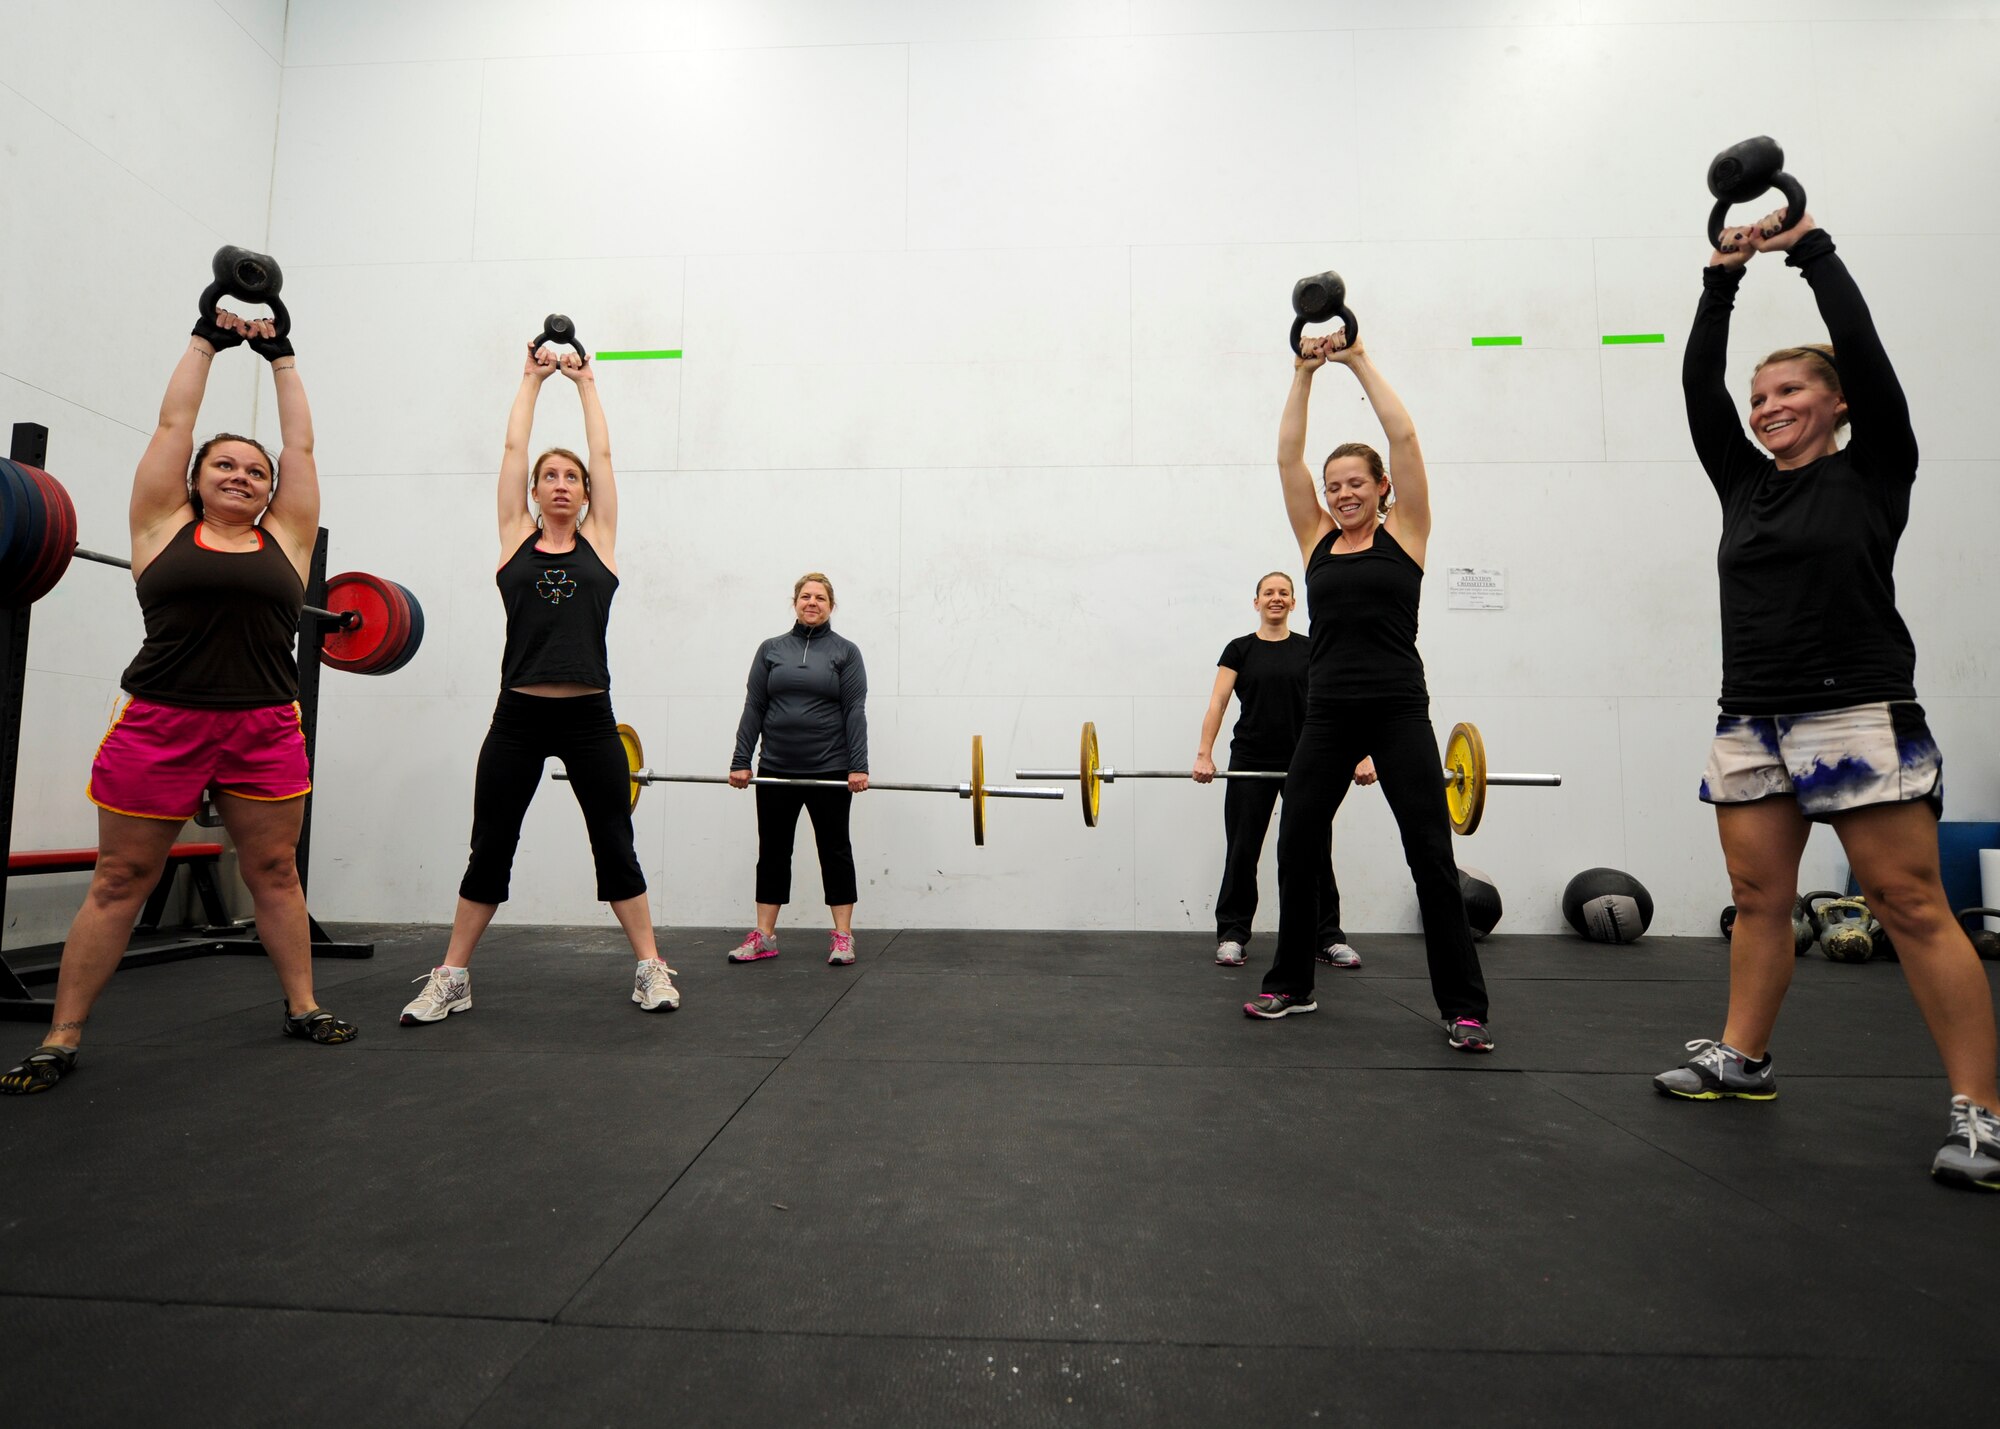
1262,700,1487,1021
459,690,647,905
1216,767,1344,948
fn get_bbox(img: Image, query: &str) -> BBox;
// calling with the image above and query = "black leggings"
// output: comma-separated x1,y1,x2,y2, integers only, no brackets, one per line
459,690,647,905
1216,765,1343,947
755,778,858,906
1263,700,1487,1021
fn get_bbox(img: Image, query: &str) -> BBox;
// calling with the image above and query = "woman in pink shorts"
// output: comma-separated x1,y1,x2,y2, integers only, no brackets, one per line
1,290,355,1094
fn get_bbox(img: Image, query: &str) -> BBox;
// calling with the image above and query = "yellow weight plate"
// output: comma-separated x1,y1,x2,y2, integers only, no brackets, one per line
1444,720,1486,836
972,734,987,847
1080,720,1101,828
617,722,645,811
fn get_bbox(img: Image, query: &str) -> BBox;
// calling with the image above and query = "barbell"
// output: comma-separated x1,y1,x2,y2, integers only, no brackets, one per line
1016,720,1561,836
554,728,1064,846
0,459,425,674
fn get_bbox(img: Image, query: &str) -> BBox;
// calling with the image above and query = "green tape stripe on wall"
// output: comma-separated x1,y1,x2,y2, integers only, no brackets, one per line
1470,336,1522,347
595,349,683,361
1601,334,1666,345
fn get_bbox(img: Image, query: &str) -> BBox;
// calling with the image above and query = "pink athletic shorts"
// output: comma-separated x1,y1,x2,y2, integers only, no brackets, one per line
88,697,312,820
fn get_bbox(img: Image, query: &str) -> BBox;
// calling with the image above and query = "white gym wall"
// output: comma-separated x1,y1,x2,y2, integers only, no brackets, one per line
3,1,1997,943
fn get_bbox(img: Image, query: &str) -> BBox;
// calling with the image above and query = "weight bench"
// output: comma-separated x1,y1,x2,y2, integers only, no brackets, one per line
8,841,232,934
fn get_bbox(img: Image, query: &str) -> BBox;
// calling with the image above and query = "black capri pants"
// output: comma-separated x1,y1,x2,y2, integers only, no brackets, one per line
459,690,647,905
1263,698,1487,1021
755,774,858,906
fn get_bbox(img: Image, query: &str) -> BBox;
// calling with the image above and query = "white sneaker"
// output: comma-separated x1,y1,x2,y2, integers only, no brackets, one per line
1318,942,1363,969
1215,940,1247,966
400,966,470,1025
632,959,681,1012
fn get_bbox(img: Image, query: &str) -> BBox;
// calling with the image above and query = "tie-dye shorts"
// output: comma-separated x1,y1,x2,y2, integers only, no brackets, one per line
1699,701,1943,821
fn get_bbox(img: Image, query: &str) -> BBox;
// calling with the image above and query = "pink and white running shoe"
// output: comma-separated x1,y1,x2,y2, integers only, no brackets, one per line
728,930,779,963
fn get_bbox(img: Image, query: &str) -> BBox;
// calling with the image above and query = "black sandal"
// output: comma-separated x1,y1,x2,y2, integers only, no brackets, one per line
0,1044,79,1095
282,1008,358,1045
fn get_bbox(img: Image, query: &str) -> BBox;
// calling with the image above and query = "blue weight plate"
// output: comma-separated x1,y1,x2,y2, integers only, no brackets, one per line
0,458,47,606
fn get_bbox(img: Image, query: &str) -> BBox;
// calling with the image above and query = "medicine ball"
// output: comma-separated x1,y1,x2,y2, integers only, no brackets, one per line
1459,866,1502,940
1562,868,1654,943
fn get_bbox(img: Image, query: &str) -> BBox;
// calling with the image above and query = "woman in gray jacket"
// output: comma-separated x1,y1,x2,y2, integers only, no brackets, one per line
727,572,869,965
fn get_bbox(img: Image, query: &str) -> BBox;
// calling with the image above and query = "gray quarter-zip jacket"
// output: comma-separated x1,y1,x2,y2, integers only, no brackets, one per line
731,621,869,777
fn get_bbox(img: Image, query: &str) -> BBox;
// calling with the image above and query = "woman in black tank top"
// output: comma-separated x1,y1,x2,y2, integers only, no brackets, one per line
400,339,679,1028
1243,330,1491,1051
4,287,356,1095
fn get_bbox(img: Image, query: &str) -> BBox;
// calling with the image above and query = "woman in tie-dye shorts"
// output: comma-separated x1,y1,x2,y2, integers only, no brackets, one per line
1660,208,1998,1193
1699,702,1942,822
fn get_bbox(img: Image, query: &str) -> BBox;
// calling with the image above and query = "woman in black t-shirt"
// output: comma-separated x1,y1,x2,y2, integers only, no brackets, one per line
1659,208,1998,1191
1196,571,1373,969
400,341,678,1028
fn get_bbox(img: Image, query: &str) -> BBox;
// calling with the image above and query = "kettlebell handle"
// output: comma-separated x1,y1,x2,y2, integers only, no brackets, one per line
1800,889,1847,938
529,313,587,362
197,245,292,339
1705,135,1808,252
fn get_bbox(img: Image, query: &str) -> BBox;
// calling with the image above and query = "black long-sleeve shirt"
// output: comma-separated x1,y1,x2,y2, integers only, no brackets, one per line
731,621,869,777
1682,228,1920,714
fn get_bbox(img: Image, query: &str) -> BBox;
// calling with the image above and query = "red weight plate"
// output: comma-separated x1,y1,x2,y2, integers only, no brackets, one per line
372,580,425,675
357,575,410,676
319,571,406,672
365,578,413,675
15,464,77,606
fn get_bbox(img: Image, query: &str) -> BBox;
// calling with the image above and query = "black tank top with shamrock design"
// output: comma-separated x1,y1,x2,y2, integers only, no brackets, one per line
497,529,618,691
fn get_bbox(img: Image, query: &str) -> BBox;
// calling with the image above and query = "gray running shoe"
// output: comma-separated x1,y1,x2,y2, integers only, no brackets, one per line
632,959,681,1012
1653,1039,1776,1100
1215,940,1247,967
1318,942,1362,968
1243,991,1316,1019
400,967,470,1026
1931,1096,2000,1191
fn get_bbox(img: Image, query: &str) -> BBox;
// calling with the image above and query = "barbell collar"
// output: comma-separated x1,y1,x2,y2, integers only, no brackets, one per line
70,544,357,629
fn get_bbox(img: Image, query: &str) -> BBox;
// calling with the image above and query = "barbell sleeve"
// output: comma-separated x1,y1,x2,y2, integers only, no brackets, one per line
1015,766,1561,786
554,771,1065,800
71,544,357,629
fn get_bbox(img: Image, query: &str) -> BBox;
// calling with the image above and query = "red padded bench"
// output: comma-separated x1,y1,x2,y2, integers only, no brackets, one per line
7,842,230,931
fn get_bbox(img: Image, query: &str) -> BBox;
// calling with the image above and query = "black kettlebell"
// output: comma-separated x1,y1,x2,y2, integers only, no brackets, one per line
1958,908,2000,962
1289,270,1359,356
1720,899,1817,954
1705,135,1808,253
1791,897,1816,956
197,244,292,339
530,313,588,362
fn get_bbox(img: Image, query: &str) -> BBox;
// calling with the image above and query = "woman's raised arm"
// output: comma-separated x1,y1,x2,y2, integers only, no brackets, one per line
1329,341,1429,547
1277,342,1336,563
561,352,618,561
498,346,558,547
